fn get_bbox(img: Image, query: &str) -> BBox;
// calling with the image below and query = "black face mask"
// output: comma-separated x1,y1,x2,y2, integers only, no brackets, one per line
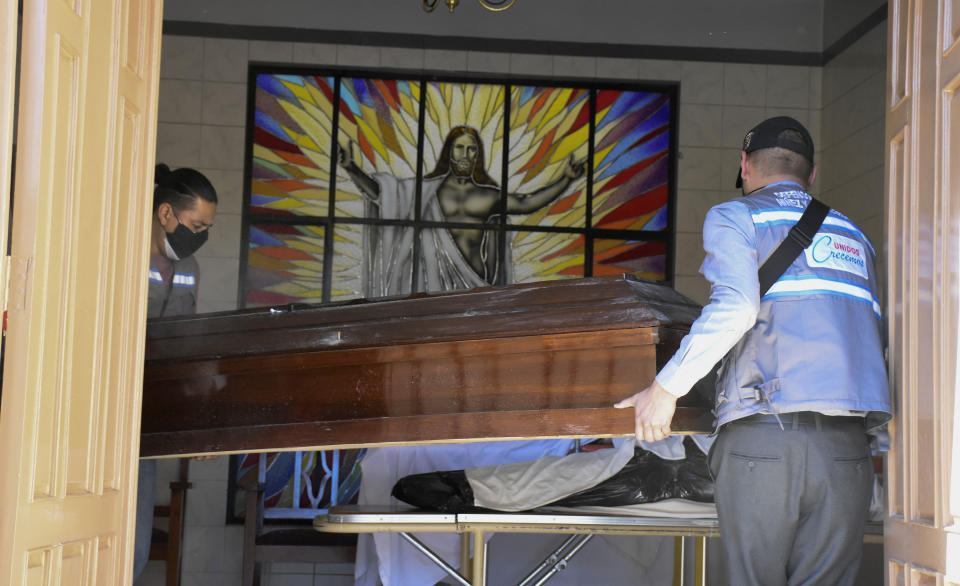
164,216,208,260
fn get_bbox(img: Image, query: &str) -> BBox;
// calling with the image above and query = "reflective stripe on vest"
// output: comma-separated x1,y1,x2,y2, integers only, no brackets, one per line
751,208,875,256
172,272,196,288
764,274,882,319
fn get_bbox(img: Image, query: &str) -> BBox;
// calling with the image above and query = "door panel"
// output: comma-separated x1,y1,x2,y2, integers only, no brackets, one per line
0,0,15,317
885,0,960,581
942,0,960,579
947,11,960,576
0,0,163,584
887,124,908,521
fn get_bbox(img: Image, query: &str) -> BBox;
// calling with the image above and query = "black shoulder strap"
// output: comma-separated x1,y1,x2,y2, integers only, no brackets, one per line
757,197,830,296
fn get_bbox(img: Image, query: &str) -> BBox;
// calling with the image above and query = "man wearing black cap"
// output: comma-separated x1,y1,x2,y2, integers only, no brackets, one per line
616,116,891,584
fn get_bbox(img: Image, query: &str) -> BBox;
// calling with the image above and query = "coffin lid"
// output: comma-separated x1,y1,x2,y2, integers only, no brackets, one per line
145,275,702,363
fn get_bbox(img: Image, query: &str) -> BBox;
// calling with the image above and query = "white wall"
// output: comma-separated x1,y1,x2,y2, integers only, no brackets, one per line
818,21,887,261
141,34,829,585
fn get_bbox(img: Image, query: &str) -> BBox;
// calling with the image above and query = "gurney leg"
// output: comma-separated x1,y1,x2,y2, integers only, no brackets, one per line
672,535,708,586
471,530,486,586
483,539,489,586
694,536,707,586
461,533,471,580
673,536,685,586
398,532,471,586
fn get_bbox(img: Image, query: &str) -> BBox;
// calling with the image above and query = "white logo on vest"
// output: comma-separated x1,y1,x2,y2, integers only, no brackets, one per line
805,233,868,278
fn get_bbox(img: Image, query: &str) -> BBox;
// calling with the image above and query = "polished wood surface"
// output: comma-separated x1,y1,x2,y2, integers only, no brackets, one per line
141,276,712,457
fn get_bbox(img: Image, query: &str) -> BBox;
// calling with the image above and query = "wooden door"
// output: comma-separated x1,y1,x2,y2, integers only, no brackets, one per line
884,0,960,582
0,0,163,584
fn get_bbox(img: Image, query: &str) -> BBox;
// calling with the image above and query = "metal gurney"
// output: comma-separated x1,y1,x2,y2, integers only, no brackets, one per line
314,504,720,586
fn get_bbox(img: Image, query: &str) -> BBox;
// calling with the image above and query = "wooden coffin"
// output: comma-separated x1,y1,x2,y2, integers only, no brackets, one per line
141,275,713,457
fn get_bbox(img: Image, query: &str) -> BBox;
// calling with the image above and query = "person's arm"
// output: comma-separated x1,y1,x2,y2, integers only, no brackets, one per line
615,201,761,441
505,155,585,214
656,203,761,395
337,140,381,202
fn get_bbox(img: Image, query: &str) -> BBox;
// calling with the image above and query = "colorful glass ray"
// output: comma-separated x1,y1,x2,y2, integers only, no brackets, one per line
511,230,585,282
592,237,668,280
335,77,422,220
245,223,325,306
251,74,336,216
507,86,590,229
593,90,671,234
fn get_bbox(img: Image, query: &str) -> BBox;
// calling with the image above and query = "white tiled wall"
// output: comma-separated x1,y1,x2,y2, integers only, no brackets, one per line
671,61,823,303
819,22,887,256
136,457,243,586
147,30,884,586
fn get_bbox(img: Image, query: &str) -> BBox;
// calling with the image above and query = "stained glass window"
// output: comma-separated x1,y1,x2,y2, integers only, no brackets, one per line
251,75,335,217
242,68,676,305
246,224,325,305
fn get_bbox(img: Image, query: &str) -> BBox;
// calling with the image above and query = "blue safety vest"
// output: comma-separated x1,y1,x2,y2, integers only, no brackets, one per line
714,184,893,431
147,254,198,318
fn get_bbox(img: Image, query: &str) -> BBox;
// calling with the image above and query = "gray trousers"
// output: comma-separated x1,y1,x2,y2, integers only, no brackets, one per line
132,458,156,581
708,414,873,586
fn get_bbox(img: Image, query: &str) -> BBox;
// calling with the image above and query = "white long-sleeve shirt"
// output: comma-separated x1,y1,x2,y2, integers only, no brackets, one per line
654,185,780,397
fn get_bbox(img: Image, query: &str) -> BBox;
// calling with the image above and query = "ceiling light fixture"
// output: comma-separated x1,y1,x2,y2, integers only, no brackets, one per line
422,0,516,13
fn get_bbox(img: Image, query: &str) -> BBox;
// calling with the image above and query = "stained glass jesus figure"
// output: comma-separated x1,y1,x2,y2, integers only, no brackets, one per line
338,125,585,295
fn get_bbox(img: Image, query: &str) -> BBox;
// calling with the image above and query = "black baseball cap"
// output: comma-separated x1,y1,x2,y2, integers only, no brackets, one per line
735,116,815,188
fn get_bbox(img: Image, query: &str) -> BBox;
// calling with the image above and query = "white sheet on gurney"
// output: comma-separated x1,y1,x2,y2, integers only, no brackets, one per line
466,436,715,512
466,437,638,511
634,433,715,460
539,498,718,518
